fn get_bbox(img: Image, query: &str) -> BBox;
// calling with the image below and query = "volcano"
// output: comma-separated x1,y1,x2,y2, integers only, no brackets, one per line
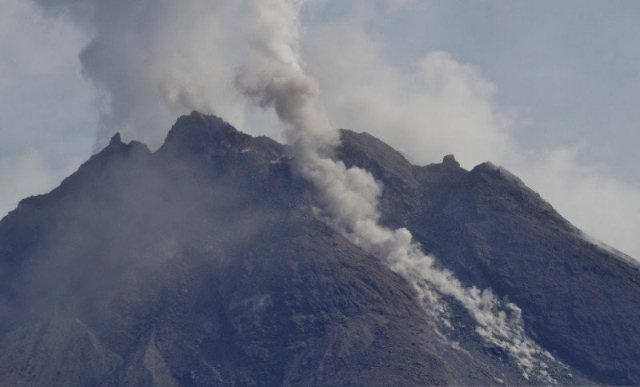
0,112,639,386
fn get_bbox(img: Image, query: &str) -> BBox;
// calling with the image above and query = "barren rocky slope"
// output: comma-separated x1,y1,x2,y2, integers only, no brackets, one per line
0,112,638,386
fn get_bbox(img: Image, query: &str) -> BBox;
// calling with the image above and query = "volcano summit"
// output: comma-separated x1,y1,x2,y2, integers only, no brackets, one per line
0,112,639,386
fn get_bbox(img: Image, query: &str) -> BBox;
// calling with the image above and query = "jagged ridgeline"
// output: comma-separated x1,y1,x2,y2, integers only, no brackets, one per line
0,112,639,386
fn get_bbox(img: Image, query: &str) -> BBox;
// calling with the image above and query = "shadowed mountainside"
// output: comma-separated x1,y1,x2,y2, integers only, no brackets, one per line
0,112,638,386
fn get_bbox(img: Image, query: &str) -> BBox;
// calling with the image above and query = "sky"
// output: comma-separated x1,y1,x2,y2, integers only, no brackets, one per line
373,0,640,182
0,0,639,257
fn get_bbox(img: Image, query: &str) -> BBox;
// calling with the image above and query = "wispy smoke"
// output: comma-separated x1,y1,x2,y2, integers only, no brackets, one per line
30,0,563,380
33,0,253,148
27,0,640,260
235,0,558,381
303,6,640,259
30,0,569,380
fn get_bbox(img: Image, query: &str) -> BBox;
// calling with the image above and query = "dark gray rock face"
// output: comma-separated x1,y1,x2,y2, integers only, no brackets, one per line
338,129,640,385
0,112,637,386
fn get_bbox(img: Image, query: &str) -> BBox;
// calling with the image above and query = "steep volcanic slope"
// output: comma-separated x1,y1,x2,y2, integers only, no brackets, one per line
0,113,546,386
0,112,635,385
339,129,640,385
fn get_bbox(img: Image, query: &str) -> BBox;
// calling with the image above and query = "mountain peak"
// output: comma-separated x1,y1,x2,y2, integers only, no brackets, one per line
338,129,417,187
159,111,251,157
109,132,122,146
2,114,639,386
442,154,460,168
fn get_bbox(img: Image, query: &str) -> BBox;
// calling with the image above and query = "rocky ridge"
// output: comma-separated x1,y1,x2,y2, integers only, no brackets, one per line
0,112,638,386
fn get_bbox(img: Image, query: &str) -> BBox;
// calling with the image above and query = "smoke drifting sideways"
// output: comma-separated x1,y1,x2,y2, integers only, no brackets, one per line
32,0,257,149
303,7,640,260
235,0,560,382
33,0,560,381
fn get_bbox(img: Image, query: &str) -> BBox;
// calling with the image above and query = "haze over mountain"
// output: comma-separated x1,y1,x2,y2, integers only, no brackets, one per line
3,0,640,260
2,1,640,386
1,112,638,386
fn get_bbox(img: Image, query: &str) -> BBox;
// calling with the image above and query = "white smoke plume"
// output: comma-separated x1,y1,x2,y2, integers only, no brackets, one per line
31,0,562,380
303,8,640,259
236,0,559,381
32,0,253,148
27,0,640,261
